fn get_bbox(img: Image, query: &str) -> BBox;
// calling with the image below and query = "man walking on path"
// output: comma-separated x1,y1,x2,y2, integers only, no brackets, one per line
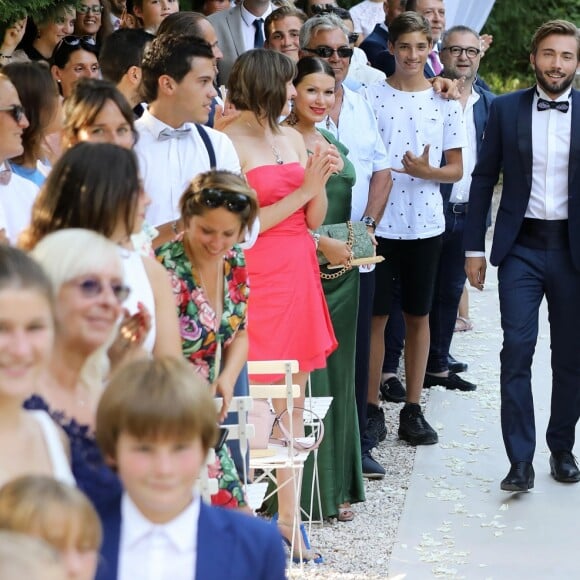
465,20,580,492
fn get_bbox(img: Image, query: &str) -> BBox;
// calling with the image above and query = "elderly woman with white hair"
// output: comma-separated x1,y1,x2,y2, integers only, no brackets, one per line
25,229,129,508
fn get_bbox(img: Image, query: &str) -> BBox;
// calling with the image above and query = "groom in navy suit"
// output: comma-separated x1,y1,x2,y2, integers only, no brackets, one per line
465,20,580,492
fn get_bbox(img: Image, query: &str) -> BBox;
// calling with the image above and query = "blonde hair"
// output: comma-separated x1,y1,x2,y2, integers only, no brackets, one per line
30,229,125,392
0,532,65,580
0,476,102,553
29,228,123,290
96,357,219,461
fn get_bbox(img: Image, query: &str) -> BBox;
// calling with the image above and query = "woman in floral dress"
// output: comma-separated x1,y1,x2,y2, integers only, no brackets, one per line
156,169,259,509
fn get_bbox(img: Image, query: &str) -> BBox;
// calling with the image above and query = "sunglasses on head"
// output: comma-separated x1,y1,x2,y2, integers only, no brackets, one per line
55,35,97,52
310,4,336,14
0,105,25,123
195,188,251,213
303,46,354,59
76,277,131,303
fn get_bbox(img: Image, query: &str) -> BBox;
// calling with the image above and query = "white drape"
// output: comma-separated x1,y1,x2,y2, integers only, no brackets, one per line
444,0,497,32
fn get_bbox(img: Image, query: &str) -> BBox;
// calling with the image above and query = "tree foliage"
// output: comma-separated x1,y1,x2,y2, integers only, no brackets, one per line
479,0,580,91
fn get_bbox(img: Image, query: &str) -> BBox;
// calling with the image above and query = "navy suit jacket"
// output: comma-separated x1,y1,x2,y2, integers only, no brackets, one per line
464,87,580,269
95,495,286,580
359,23,390,69
440,84,495,204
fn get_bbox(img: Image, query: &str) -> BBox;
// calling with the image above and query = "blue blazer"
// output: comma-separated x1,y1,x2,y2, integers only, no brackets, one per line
95,496,287,580
465,87,580,269
359,23,390,69
440,84,496,204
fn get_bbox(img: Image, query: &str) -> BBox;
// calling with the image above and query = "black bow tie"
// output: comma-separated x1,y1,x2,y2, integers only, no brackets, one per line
537,97,569,113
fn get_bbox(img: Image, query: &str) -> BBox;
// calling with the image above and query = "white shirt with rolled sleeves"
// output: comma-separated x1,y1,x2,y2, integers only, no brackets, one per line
135,109,241,228
366,83,467,240
317,84,390,223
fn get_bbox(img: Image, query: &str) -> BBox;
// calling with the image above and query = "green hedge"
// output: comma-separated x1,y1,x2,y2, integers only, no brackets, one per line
479,0,580,93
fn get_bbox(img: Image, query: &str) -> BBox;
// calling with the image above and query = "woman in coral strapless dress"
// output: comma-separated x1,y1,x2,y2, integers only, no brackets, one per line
224,49,338,562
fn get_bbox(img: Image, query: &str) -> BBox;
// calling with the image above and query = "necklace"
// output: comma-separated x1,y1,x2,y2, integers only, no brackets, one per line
246,121,284,165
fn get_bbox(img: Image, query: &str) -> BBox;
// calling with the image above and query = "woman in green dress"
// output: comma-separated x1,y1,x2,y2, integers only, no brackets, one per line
284,56,365,521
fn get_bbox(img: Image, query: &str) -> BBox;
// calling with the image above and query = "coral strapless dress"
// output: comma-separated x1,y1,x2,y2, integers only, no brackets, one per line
245,163,337,372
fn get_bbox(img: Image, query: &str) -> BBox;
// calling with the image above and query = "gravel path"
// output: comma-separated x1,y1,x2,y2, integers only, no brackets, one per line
287,393,426,579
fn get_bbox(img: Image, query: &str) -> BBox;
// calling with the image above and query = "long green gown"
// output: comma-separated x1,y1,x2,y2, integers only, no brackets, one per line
300,129,365,520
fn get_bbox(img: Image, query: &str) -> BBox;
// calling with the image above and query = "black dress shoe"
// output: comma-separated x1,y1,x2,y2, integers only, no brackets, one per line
550,451,580,483
423,372,476,391
448,354,468,374
501,462,534,492
380,376,406,403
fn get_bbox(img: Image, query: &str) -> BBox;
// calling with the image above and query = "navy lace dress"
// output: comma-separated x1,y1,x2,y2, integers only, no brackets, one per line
24,395,121,508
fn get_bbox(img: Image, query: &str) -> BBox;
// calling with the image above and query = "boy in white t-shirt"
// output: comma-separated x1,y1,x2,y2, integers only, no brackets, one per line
366,11,466,446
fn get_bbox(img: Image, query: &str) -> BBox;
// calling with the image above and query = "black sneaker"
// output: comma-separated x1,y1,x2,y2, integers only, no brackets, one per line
423,372,477,391
366,404,387,443
380,376,407,403
398,403,438,446
362,452,386,480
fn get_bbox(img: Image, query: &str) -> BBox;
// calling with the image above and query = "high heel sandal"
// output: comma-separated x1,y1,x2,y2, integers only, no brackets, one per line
271,514,324,564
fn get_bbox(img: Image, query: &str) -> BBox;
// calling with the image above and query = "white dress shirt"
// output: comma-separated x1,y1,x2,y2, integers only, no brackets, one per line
239,2,273,51
317,84,390,223
0,162,39,244
527,86,572,220
449,88,480,203
118,494,200,580
135,110,241,227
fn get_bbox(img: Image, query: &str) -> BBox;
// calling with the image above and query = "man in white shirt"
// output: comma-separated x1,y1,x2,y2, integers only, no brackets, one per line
423,26,494,392
465,20,580,492
300,14,393,478
366,12,465,446
135,33,240,246
0,74,38,245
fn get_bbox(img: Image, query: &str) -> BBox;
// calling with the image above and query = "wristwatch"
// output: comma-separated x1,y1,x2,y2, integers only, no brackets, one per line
361,216,376,231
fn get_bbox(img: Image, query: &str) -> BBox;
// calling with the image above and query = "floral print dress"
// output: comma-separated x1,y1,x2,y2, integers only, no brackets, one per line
156,235,249,508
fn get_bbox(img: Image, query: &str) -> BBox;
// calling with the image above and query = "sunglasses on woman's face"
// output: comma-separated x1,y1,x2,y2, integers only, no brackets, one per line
75,277,131,303
0,105,26,123
195,188,251,213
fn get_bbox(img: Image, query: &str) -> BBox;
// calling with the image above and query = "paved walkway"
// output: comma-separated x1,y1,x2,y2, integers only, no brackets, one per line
390,263,580,579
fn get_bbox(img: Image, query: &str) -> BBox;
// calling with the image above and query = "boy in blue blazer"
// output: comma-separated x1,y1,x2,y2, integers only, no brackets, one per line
94,357,286,580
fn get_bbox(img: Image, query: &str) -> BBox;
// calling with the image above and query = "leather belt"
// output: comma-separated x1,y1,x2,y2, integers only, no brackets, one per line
449,202,468,214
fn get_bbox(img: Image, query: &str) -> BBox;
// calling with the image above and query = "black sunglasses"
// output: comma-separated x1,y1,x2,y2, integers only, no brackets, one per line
0,105,25,123
348,33,359,44
54,35,97,56
303,46,354,59
76,277,131,303
60,35,97,47
195,188,251,213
